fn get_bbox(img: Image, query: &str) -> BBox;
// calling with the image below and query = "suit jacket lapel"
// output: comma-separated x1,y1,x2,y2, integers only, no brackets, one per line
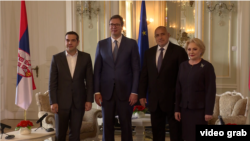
60,51,72,79
107,37,114,64
149,46,158,75
158,42,174,74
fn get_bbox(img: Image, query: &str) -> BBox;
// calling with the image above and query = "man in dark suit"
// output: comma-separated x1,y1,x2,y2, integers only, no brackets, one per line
94,15,140,141
139,26,188,141
49,31,93,141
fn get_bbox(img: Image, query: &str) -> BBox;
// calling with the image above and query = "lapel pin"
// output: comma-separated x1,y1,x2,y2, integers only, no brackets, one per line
201,63,204,68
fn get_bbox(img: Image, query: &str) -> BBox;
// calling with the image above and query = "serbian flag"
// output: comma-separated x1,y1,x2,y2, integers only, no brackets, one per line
15,1,36,110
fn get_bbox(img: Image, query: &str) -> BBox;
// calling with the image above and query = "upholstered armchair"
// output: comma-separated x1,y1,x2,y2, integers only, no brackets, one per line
209,91,249,125
35,90,102,141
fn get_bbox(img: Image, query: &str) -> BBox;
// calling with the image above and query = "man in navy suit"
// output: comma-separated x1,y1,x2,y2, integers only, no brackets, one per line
94,15,140,141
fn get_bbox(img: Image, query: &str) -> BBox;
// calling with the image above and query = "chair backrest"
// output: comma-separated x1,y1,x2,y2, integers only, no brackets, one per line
215,91,249,117
212,96,220,119
35,90,52,113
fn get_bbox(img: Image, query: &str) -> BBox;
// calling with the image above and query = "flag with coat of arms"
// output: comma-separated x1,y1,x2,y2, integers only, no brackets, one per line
15,0,36,110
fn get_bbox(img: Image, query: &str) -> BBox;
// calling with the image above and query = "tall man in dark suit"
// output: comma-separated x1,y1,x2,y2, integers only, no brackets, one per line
49,31,93,141
94,15,140,141
139,26,188,141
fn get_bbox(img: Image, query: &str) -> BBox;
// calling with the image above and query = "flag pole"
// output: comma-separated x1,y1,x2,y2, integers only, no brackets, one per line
24,110,26,120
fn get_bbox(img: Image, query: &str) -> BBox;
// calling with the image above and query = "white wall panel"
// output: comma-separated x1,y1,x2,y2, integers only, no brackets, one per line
0,1,5,120
0,45,4,60
1,1,66,119
0,63,4,79
201,1,238,94
0,82,5,112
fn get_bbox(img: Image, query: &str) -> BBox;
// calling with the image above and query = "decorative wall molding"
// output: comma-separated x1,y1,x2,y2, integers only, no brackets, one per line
76,1,104,51
203,1,232,79
66,1,77,32
197,1,238,96
79,8,84,51
216,84,237,89
105,1,111,38
208,12,212,62
213,12,232,78
236,1,250,97
196,1,203,39
96,8,101,42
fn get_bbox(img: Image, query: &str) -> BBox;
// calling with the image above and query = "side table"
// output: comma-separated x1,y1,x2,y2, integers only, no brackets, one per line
131,114,151,141
0,128,55,141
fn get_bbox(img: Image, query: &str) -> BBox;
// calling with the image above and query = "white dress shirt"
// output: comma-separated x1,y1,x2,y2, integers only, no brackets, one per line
65,51,78,78
156,42,169,67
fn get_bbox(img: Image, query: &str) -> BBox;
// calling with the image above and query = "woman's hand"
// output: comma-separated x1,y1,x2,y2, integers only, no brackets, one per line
205,115,213,121
175,112,181,122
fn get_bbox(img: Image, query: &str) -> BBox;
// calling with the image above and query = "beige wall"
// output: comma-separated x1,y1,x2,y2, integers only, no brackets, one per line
0,1,66,119
0,1,3,120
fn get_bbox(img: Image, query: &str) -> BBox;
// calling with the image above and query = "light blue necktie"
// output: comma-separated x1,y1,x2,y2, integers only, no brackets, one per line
113,40,118,61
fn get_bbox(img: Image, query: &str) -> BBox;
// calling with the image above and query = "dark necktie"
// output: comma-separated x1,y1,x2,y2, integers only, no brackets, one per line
157,48,164,72
113,40,118,61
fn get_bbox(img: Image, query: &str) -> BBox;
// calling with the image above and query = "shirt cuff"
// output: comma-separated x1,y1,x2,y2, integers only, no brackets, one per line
131,93,137,95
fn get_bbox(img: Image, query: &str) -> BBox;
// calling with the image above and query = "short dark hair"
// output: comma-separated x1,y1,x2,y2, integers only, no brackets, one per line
109,15,124,27
65,31,79,41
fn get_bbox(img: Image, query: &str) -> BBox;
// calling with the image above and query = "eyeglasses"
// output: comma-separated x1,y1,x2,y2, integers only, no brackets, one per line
109,23,121,27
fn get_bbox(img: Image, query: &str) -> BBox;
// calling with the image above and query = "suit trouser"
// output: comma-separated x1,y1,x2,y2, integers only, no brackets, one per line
150,103,183,141
55,103,84,141
102,85,133,141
